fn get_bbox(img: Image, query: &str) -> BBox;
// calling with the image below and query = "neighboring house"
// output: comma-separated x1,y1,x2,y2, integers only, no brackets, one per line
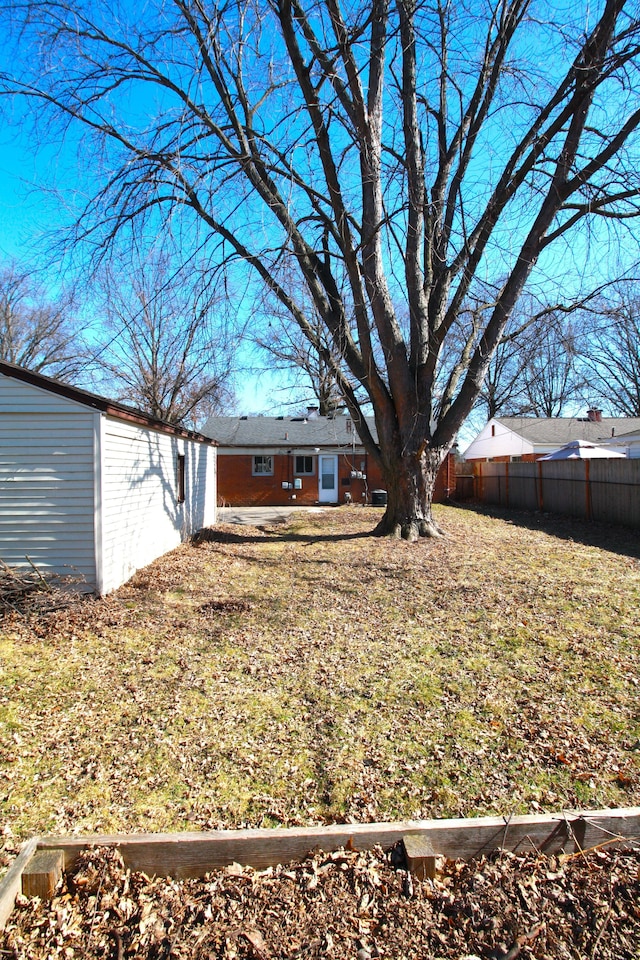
204,410,456,507
602,428,640,459
0,361,217,595
464,410,640,462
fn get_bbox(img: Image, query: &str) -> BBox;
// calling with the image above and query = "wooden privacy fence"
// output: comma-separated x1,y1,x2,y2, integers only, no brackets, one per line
472,459,640,528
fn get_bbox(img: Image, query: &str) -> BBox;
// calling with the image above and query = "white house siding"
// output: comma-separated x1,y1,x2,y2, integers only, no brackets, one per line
100,417,216,594
0,375,97,585
463,420,535,461
183,435,218,534
609,431,640,458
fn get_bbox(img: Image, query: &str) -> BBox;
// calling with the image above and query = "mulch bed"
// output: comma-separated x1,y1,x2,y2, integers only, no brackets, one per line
2,843,639,959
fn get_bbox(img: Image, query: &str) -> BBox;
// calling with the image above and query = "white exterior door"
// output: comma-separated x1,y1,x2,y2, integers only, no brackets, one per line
318,455,338,503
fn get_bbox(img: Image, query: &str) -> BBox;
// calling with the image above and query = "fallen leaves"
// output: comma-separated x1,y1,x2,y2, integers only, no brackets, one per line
2,843,640,959
0,505,639,860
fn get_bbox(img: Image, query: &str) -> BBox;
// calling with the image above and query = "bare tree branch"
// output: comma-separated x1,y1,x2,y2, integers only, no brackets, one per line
2,0,640,536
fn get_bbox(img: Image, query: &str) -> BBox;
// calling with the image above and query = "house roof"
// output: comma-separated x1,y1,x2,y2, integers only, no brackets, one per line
605,426,640,442
495,416,640,444
203,414,378,448
0,360,216,444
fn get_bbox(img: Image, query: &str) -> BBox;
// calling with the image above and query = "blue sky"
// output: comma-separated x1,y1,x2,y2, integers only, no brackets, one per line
0,122,288,416
2,0,636,445
0,141,51,263
0,131,591,445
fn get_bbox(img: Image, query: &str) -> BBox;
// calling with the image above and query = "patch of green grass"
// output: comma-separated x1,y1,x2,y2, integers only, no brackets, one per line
1,505,639,856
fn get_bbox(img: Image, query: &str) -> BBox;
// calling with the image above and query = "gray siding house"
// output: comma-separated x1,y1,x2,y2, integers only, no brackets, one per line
0,361,217,594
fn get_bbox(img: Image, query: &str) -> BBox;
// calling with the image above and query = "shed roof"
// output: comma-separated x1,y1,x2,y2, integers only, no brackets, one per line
0,360,216,444
204,414,378,448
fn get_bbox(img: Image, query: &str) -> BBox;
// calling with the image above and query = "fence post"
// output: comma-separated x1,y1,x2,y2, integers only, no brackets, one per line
585,459,592,521
537,460,544,512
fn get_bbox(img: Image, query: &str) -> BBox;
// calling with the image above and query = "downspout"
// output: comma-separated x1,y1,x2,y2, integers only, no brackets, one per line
93,412,105,596
537,460,544,512
288,449,294,500
585,459,592,521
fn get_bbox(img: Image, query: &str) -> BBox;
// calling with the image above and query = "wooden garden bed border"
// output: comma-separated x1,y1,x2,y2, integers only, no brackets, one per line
2,806,639,929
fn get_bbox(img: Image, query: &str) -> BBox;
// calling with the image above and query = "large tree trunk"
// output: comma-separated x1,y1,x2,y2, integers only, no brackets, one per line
374,446,448,541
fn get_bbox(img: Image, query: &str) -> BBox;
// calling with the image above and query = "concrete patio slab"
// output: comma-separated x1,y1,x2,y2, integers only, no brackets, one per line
216,505,329,527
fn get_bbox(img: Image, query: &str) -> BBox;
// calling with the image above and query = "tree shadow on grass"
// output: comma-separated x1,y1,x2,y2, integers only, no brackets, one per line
457,502,640,562
193,525,374,547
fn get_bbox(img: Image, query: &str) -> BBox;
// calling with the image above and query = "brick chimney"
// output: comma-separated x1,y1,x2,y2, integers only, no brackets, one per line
587,408,603,422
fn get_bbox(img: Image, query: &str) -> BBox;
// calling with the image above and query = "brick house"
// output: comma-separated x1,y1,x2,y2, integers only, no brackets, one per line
204,411,456,507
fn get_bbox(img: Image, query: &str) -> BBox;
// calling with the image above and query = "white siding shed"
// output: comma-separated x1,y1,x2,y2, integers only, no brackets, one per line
0,362,217,594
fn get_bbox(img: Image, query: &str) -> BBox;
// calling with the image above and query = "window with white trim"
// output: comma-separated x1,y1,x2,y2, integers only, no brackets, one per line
253,455,273,476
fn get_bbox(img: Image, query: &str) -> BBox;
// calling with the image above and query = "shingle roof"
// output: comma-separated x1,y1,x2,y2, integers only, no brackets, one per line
609,426,640,441
203,414,378,448
496,416,640,445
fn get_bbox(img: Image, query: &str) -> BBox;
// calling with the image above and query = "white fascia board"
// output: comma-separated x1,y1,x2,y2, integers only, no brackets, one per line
218,445,365,455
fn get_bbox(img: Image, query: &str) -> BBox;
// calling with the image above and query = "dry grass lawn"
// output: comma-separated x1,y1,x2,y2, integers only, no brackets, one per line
1,504,639,870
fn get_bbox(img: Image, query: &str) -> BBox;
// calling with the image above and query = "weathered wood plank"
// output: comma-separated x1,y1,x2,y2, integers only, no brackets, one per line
419,806,640,859
474,459,640,529
0,838,38,930
2,808,638,930
38,821,428,878
36,807,640,879
403,834,438,879
22,849,64,900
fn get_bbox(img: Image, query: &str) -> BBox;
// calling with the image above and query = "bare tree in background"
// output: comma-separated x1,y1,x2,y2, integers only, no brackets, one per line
446,292,534,421
254,277,348,415
255,311,344,416
477,339,531,420
581,282,640,416
3,0,640,537
521,316,586,417
88,250,235,428
0,262,82,380
453,293,587,421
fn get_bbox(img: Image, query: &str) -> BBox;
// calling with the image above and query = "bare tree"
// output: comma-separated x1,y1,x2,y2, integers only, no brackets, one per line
87,249,235,428
0,262,83,380
468,291,601,419
477,336,532,420
521,316,587,417
254,275,350,415
255,312,344,416
477,312,586,420
581,282,640,415
444,292,534,421
3,0,640,537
